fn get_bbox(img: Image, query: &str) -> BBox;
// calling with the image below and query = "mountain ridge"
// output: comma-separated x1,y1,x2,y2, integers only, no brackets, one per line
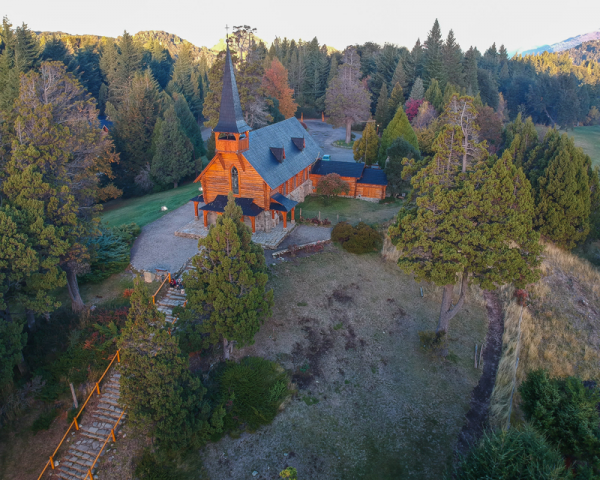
520,30,600,56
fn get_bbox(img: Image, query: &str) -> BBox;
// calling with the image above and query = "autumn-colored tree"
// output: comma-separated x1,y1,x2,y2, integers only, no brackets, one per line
317,173,350,202
262,58,297,119
404,98,424,122
412,101,438,130
352,122,379,165
325,47,371,144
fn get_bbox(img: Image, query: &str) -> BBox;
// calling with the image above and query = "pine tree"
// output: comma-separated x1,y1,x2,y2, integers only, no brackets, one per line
118,278,222,450
167,43,203,117
387,82,404,126
99,32,143,106
425,78,444,112
378,105,419,163
148,39,173,90
444,95,487,172
423,19,446,88
173,93,205,159
409,77,424,100
391,58,408,90
374,83,389,130
183,193,273,360
504,113,538,168
526,131,591,249
73,46,102,99
109,70,162,191
463,47,479,95
352,122,379,165
151,105,194,188
371,44,400,100
389,148,541,333
442,29,464,88
202,50,227,128
41,35,70,64
404,39,424,91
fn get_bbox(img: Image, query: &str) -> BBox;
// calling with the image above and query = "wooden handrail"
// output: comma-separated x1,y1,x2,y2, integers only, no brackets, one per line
152,273,171,305
86,408,127,479
37,350,121,480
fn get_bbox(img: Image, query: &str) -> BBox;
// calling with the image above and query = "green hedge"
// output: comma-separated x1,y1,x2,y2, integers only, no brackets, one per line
332,221,382,254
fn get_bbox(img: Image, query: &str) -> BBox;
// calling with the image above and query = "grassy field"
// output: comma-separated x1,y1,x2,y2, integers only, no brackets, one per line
196,248,488,479
570,125,600,166
297,195,402,226
490,242,600,428
100,182,201,228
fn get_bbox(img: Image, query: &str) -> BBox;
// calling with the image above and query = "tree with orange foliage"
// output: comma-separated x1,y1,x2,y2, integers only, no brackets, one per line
262,58,297,119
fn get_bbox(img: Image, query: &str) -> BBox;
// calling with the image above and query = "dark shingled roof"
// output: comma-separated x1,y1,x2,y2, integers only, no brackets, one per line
357,168,388,186
311,160,365,178
213,45,251,134
243,117,322,189
190,195,204,203
200,195,263,217
98,116,113,130
270,147,285,163
270,192,298,212
291,137,305,150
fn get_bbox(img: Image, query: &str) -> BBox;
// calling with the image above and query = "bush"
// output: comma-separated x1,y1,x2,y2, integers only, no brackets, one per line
280,467,298,479
81,223,140,284
332,222,382,254
452,426,571,479
212,357,290,435
31,408,58,433
519,370,600,467
418,330,446,353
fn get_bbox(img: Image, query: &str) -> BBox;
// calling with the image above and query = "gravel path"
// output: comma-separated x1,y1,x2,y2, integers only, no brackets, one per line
304,119,362,162
130,202,199,275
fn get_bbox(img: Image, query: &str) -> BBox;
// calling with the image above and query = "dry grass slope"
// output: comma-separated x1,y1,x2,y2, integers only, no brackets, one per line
490,243,600,427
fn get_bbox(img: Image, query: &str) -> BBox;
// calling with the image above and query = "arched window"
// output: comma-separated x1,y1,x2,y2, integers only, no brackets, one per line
231,167,239,195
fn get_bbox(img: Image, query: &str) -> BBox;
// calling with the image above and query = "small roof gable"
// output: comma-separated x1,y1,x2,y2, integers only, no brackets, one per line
311,160,365,178
200,195,263,217
357,168,388,185
270,147,285,163
292,137,305,150
270,192,298,212
243,117,321,189
213,45,252,134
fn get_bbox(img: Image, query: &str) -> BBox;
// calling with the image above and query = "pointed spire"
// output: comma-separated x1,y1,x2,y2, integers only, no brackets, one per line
214,44,251,134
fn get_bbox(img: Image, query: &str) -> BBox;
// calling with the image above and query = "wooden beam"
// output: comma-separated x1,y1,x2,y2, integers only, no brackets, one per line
291,208,295,222
271,210,275,219
236,153,246,172
283,213,287,229
217,153,225,170
241,215,245,222
194,201,199,219
251,216,255,233
203,210,208,227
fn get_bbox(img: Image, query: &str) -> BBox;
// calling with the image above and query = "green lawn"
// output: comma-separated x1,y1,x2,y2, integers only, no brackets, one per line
100,182,201,228
296,195,402,226
570,125,600,166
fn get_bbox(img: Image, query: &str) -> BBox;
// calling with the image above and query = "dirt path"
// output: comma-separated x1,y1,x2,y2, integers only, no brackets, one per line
455,290,504,456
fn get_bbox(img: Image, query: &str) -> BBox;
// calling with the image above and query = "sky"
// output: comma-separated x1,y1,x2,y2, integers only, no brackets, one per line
3,0,600,54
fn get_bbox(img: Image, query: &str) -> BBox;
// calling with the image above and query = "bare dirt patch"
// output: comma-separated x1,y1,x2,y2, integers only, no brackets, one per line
198,248,488,479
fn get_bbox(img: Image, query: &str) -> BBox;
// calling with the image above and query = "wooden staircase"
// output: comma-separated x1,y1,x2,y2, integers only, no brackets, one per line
155,263,195,324
54,371,124,480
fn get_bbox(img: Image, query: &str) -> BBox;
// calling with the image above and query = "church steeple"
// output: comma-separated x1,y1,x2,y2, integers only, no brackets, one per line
213,44,251,134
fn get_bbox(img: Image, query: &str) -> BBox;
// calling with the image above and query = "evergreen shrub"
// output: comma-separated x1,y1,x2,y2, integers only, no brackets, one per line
81,223,140,283
331,222,382,254
452,426,570,479
519,370,600,467
31,408,58,432
212,357,290,434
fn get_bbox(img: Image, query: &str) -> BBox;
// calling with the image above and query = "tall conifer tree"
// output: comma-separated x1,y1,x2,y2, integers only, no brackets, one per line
423,19,446,88
374,83,389,129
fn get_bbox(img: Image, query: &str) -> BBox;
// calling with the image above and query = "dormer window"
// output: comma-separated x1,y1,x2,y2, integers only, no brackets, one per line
270,147,285,163
231,166,239,194
292,137,305,150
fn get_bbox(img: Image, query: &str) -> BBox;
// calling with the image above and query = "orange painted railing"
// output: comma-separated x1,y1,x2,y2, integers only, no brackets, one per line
37,350,121,480
152,272,171,305
86,408,127,479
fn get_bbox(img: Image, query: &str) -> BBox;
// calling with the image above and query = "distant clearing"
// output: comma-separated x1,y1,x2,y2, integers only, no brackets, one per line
570,125,600,166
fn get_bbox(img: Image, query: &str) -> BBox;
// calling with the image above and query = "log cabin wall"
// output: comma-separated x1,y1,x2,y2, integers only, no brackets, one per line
356,183,386,200
201,153,268,209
